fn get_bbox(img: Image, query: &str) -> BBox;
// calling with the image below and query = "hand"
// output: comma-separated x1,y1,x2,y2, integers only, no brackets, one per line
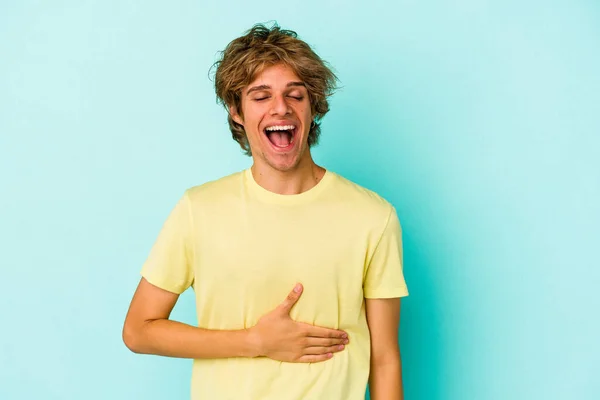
247,283,350,363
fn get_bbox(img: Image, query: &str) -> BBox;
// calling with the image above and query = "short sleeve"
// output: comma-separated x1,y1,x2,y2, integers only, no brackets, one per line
363,206,409,299
140,192,195,294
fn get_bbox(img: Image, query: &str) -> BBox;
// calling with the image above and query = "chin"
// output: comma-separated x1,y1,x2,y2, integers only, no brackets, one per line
250,134,311,172
265,157,301,172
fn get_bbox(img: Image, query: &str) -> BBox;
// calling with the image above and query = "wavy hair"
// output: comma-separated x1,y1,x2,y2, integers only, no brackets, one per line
211,23,338,156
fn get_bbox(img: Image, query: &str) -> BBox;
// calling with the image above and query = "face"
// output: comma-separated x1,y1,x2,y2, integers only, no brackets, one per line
231,63,313,172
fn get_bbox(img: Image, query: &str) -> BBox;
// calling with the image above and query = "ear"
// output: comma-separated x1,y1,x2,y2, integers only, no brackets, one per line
229,105,244,126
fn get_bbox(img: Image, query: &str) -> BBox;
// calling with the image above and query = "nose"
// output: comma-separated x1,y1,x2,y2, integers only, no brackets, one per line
270,94,291,116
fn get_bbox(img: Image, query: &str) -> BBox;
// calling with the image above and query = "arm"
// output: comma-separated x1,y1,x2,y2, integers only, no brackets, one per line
122,278,349,361
366,297,404,400
122,277,254,358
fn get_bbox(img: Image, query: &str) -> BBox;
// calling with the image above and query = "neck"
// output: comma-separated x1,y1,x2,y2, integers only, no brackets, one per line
251,156,326,195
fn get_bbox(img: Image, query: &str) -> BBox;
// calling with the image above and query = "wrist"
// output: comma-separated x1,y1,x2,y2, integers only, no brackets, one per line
243,327,263,358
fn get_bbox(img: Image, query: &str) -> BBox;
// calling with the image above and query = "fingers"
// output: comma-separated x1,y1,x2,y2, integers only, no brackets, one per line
302,323,348,340
295,339,349,363
277,283,303,315
304,337,349,347
304,344,346,355
296,353,334,363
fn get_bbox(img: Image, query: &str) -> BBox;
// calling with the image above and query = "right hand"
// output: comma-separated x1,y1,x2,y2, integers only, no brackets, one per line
247,283,350,363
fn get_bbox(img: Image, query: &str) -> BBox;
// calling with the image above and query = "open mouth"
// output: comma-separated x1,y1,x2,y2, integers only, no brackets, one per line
263,124,297,151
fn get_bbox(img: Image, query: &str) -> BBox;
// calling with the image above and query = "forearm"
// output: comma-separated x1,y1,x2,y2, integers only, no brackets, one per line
124,318,258,359
369,354,404,400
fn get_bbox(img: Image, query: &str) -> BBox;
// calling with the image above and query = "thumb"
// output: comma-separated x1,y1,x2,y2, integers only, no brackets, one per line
277,283,303,315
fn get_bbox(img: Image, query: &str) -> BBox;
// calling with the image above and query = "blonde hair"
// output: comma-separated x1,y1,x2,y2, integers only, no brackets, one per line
211,23,338,156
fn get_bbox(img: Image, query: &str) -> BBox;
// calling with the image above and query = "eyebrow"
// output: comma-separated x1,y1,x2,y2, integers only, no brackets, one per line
246,81,306,95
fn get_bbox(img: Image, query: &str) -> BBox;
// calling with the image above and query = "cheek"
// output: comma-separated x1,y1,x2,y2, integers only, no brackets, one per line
294,104,310,119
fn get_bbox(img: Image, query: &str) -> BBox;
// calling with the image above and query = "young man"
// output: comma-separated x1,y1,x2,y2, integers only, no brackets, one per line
123,24,409,400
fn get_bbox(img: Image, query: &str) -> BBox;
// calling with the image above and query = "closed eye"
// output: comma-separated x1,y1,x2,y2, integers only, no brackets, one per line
253,95,303,101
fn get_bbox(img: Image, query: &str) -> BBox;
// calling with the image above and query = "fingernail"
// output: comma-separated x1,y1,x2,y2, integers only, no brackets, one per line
338,345,345,350
344,339,349,344
294,284,301,293
342,333,348,339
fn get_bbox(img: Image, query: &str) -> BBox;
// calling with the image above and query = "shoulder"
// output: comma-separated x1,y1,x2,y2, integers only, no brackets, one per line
328,171,396,220
182,170,244,204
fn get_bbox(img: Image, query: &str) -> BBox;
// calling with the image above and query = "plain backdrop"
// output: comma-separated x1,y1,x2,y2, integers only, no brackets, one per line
1,1,599,399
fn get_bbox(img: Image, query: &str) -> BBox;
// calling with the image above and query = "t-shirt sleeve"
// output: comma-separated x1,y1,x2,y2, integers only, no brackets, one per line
140,191,195,294
363,205,409,299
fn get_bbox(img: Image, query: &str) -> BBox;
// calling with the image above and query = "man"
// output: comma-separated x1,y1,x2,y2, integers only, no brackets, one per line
123,23,409,400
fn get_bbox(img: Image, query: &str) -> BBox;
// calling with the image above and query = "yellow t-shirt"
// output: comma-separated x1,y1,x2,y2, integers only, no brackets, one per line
141,168,409,400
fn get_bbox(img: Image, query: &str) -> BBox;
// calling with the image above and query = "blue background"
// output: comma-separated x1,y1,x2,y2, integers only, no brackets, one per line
1,1,599,399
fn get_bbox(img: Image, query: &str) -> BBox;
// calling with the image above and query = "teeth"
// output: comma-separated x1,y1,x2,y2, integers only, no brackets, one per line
265,125,296,131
